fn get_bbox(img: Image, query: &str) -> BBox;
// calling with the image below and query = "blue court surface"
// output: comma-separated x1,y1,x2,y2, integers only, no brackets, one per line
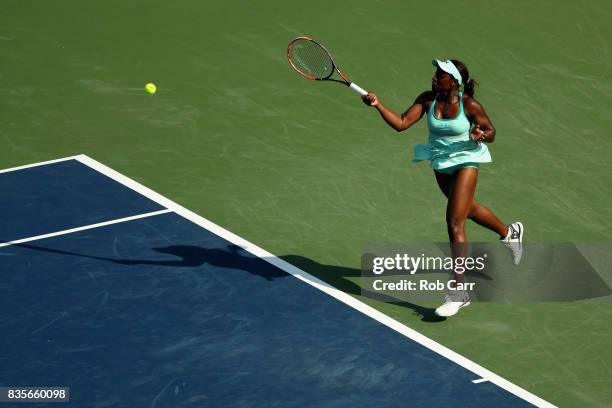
0,156,550,407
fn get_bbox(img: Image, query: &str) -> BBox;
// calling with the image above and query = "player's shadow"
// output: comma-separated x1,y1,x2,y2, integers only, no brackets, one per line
113,245,291,281
279,255,445,323
12,243,443,322
12,243,288,281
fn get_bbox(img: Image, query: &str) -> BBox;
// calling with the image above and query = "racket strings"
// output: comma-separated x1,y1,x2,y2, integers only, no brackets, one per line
289,40,334,79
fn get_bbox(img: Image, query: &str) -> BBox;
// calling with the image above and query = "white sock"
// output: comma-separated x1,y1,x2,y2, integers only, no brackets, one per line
502,224,512,240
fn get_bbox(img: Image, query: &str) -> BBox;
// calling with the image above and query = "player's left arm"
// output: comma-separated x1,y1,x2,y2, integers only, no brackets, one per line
464,96,496,143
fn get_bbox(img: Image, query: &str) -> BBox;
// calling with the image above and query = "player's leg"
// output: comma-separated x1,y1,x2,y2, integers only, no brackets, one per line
468,201,508,238
434,170,508,238
433,167,478,317
444,167,478,242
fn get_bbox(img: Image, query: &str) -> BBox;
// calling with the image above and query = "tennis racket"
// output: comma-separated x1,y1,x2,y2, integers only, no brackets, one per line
287,36,368,96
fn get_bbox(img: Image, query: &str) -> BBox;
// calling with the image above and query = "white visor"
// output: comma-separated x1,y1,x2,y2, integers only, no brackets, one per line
432,59,462,86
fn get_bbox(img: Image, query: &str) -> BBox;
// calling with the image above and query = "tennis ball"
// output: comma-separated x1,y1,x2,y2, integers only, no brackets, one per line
145,83,157,95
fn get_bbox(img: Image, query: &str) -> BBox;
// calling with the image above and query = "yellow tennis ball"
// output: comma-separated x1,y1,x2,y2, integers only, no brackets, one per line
145,83,157,94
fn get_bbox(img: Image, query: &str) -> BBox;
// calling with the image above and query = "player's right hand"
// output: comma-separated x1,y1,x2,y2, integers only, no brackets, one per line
362,93,378,107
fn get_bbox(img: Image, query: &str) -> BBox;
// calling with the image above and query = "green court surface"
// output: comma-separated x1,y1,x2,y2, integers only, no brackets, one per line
2,1,611,406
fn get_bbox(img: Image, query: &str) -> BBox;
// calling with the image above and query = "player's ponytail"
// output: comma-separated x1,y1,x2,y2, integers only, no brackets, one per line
451,59,477,97
464,78,478,97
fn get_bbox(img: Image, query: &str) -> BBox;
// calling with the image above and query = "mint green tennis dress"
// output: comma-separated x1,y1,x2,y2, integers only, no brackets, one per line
413,92,491,174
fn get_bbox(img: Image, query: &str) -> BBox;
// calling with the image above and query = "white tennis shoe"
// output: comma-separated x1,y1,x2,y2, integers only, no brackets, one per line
434,290,471,317
501,222,524,265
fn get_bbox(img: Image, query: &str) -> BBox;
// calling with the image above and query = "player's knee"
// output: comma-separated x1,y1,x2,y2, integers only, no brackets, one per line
446,217,465,235
468,201,480,219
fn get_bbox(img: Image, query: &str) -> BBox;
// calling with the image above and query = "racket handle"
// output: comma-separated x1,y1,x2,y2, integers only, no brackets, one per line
349,82,368,96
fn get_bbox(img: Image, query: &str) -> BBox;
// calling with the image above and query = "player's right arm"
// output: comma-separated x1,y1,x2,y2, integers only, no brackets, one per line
362,91,431,132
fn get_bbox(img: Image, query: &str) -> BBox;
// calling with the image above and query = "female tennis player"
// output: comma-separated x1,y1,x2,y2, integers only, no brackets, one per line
362,59,523,317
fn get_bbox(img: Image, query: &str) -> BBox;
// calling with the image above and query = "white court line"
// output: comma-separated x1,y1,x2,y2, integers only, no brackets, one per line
0,209,172,248
7,154,554,408
0,155,82,175
75,154,555,407
473,378,489,384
